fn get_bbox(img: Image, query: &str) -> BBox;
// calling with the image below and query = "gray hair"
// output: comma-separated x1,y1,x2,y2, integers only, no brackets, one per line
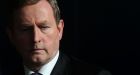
6,0,61,26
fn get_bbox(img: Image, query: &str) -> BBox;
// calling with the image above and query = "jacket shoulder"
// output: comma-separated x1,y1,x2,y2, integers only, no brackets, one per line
63,53,111,75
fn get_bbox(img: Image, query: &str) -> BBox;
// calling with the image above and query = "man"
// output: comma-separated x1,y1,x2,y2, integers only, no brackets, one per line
5,0,111,75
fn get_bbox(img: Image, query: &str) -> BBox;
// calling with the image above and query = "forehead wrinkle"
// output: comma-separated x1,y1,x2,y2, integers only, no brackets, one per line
33,2,54,25
18,16,34,26
19,7,46,26
16,0,55,26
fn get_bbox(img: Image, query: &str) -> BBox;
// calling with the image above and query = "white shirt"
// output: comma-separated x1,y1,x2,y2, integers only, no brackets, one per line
24,51,59,75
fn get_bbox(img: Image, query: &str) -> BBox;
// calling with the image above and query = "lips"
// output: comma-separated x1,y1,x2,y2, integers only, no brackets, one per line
33,48,44,50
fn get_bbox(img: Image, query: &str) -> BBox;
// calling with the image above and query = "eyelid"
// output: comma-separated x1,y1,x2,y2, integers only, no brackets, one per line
22,26,32,29
20,26,33,31
20,24,32,28
39,24,50,28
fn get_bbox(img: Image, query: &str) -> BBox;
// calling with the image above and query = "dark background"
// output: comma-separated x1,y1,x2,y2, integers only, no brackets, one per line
58,0,140,74
1,0,140,74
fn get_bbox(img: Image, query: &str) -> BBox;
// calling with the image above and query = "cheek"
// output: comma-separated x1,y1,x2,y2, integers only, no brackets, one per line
18,36,29,43
14,34,33,56
14,34,32,48
43,29,60,50
44,29,59,43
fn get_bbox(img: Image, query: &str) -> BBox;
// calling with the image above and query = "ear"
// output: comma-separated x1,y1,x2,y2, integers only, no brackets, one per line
6,28,14,43
57,20,64,40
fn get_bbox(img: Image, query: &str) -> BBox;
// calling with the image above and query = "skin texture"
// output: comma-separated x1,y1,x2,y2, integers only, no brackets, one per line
8,0,64,71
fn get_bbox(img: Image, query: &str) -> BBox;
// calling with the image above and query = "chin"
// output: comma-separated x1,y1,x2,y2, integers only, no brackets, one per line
31,54,50,64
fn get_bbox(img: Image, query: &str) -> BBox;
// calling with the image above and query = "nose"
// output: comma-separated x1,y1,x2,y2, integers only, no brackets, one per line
34,26,42,43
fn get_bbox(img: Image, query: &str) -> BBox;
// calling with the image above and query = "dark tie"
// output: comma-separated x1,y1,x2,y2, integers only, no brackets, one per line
30,72,43,75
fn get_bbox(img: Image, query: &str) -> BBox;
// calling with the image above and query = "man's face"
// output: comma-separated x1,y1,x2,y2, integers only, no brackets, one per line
8,0,64,66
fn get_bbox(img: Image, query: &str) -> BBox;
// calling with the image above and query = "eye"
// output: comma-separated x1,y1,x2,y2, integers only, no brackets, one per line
22,28,29,31
40,26,50,30
20,27,32,32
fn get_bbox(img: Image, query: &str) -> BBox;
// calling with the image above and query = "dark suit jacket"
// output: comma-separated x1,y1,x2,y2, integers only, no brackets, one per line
7,52,111,75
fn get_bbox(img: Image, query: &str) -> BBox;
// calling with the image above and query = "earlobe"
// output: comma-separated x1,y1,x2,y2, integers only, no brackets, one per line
6,28,14,43
57,20,64,40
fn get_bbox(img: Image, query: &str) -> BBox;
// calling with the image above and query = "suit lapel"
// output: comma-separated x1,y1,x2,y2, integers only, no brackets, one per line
12,65,25,75
12,52,71,75
51,52,71,75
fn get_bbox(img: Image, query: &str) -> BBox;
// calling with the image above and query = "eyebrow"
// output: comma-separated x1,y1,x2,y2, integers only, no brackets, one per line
16,20,48,27
17,24,32,29
37,20,48,26
18,25,33,30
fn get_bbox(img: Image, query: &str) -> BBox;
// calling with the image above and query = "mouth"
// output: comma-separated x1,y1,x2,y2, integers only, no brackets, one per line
30,48,45,54
33,48,44,51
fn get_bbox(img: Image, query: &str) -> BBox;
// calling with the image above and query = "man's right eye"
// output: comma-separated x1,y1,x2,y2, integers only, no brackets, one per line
20,27,32,32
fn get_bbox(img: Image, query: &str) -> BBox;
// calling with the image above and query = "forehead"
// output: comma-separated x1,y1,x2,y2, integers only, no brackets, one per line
15,0,55,24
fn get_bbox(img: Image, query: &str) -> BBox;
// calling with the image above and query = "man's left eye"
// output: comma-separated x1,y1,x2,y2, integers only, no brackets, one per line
40,26,50,29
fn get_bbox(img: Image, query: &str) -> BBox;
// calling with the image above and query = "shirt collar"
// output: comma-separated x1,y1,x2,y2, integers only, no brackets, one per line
24,51,59,75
